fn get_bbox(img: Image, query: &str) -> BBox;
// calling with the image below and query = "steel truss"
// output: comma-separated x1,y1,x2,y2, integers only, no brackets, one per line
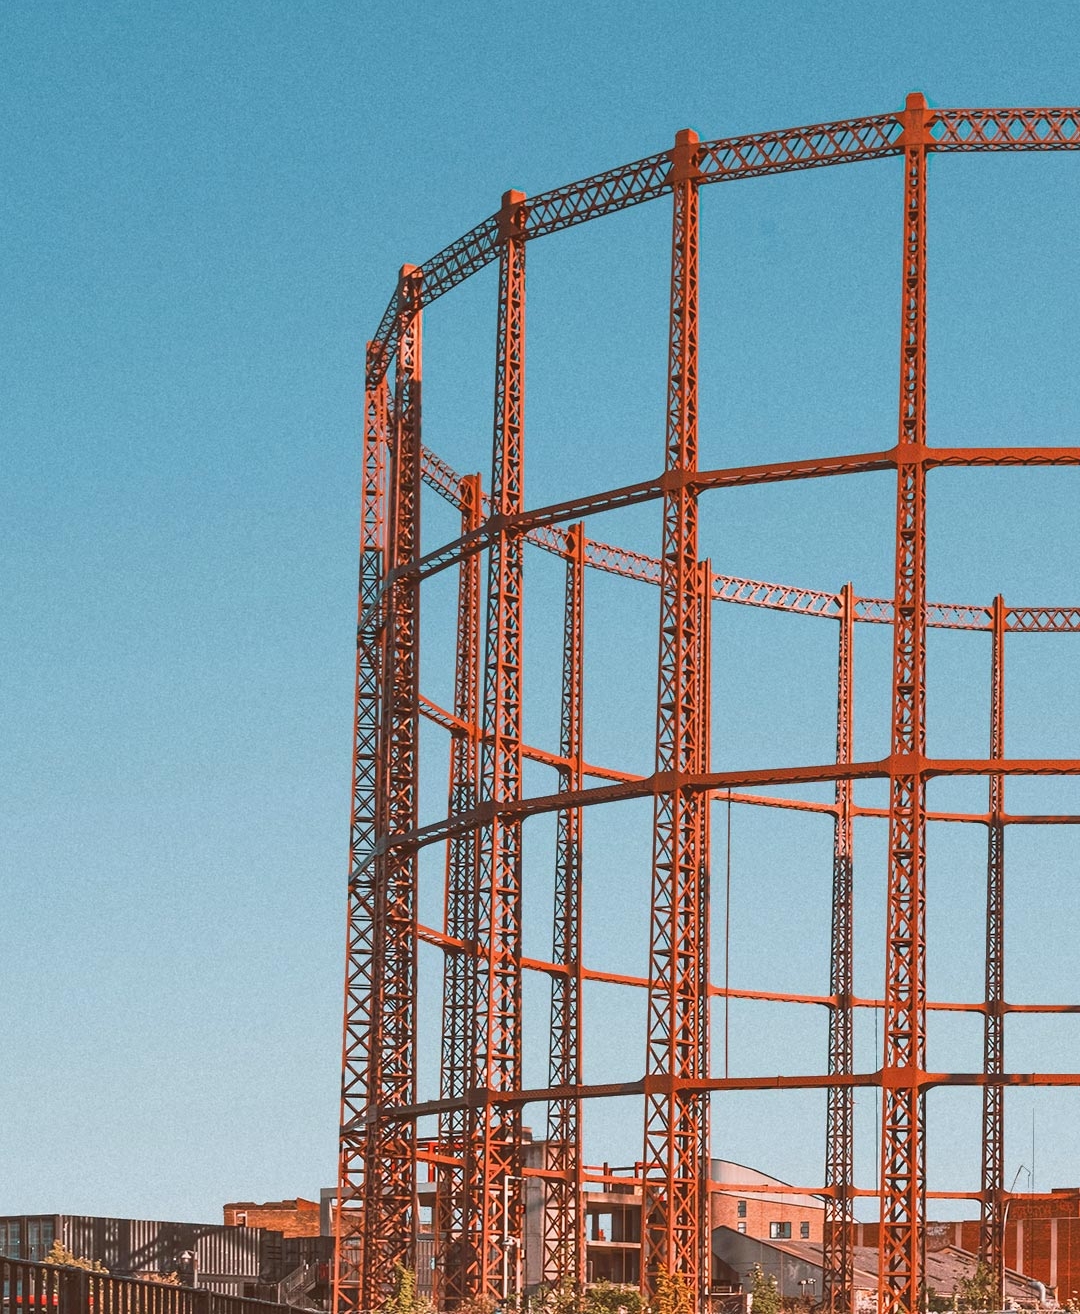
335,96,1080,1314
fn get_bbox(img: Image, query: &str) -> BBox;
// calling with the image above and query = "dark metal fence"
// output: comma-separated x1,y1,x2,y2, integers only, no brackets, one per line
1,1260,313,1314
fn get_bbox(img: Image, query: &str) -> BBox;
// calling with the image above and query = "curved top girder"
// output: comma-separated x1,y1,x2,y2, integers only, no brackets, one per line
366,104,1080,384
415,446,1080,634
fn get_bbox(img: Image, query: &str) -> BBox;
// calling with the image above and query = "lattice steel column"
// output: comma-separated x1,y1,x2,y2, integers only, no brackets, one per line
333,347,390,1314
367,266,424,1302
467,189,528,1301
824,583,855,1314
879,94,931,1314
544,522,587,1290
642,128,710,1307
696,556,713,1296
437,473,484,1308
979,594,1006,1298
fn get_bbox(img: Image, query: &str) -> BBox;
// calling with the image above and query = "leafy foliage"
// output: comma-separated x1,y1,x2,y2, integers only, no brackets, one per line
41,1243,108,1273
540,1278,582,1314
585,1281,645,1314
748,1263,781,1314
379,1266,434,1314
955,1260,998,1312
653,1266,693,1314
453,1299,496,1314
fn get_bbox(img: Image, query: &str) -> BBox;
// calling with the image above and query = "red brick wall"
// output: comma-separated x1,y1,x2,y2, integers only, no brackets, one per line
223,1199,321,1238
711,1192,823,1242
852,1212,1080,1302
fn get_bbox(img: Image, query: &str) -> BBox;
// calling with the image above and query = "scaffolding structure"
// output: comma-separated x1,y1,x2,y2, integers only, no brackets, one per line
333,96,1080,1314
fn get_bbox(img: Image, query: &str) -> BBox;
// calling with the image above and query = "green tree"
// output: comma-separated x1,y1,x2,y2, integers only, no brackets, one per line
584,1281,644,1314
539,1276,582,1314
652,1267,692,1314
749,1264,781,1314
454,1299,496,1314
380,1265,433,1314
955,1261,997,1312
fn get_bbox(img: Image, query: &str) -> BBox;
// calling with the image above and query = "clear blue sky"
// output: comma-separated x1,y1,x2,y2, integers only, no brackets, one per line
4,0,1080,1227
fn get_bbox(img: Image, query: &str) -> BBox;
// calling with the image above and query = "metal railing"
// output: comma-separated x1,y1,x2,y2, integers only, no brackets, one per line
1,1260,319,1314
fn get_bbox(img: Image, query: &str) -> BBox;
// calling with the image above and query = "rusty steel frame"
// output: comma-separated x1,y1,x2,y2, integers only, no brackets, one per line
640,127,711,1296
364,266,425,1302
435,473,483,1308
542,523,587,1290
979,594,1007,1300
335,96,1080,1314
824,583,855,1314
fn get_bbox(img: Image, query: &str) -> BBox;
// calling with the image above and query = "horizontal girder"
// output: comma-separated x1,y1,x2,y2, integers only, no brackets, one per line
369,105,1080,384
410,445,1080,634
366,1067,1080,1129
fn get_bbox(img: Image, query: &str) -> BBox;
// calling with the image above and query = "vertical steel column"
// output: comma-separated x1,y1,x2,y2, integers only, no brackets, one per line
333,347,389,1314
980,594,1007,1298
368,266,424,1302
696,557,713,1296
642,128,710,1307
438,473,484,1308
824,583,855,1314
544,523,587,1290
879,93,931,1314
467,189,528,1301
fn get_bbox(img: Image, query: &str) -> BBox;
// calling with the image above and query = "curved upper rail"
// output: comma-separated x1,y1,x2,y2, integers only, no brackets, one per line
366,104,1080,385
416,446,1080,634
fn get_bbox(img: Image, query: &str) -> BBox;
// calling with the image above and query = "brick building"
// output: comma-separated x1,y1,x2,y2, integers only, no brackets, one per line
712,1229,1036,1312
852,1190,1080,1305
415,1150,821,1291
709,1160,823,1245
328,1146,825,1296
224,1199,321,1239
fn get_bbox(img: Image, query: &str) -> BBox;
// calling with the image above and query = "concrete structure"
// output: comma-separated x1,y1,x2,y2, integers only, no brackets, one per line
323,1151,822,1299
573,1159,825,1289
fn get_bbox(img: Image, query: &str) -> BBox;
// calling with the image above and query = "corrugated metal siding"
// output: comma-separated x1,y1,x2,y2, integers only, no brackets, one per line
200,1279,250,1297
0,1213,330,1294
415,1235,436,1298
59,1218,263,1279
196,1225,263,1279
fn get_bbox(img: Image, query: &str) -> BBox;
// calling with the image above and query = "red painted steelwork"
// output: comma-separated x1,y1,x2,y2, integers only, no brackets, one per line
979,595,1007,1299
640,127,710,1301
467,191,528,1302
824,584,855,1314
436,474,483,1307
333,350,389,1314
543,524,586,1290
336,99,1080,1314
878,94,931,1314
365,267,424,1300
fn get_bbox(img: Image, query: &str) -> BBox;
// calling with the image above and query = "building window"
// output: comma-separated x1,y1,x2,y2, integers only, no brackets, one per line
800,1222,810,1239
235,1212,247,1226
769,1222,791,1240
26,1221,53,1262
737,1200,747,1218
0,1220,22,1258
737,1223,747,1234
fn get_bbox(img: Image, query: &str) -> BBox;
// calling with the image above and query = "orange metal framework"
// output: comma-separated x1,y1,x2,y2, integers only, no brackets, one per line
334,95,1080,1314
